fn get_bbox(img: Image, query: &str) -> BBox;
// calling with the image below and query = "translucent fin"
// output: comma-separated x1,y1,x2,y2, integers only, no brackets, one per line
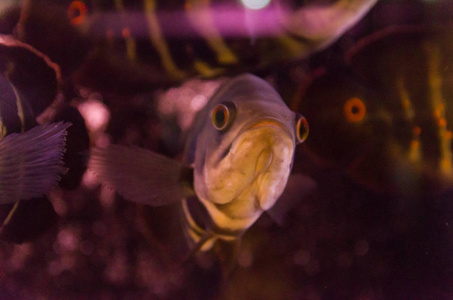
0,122,70,204
267,173,317,227
89,145,191,206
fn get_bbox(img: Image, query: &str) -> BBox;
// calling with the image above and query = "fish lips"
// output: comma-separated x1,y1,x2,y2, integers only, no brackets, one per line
230,119,295,211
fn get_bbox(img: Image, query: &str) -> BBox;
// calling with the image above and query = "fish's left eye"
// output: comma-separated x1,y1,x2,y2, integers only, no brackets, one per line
296,114,309,144
212,102,236,131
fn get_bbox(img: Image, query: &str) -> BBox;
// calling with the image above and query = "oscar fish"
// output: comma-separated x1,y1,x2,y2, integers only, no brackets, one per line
293,25,453,195
4,0,377,94
90,74,310,255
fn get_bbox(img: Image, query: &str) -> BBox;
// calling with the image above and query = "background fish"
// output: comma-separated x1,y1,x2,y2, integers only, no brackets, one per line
89,74,311,266
294,25,453,195
0,0,377,95
0,35,89,243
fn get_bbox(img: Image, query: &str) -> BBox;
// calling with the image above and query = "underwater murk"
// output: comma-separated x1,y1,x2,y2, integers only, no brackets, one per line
1,0,453,299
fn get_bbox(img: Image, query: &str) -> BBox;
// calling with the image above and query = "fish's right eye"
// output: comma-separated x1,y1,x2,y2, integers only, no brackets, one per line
295,114,309,144
212,102,235,131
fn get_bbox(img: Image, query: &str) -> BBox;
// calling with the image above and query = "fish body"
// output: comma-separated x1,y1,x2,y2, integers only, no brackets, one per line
4,0,377,93
295,25,453,195
0,35,69,204
90,74,309,253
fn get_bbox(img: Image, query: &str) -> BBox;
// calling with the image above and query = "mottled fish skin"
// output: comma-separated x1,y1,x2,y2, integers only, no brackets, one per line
90,74,309,253
294,25,453,195
5,0,377,93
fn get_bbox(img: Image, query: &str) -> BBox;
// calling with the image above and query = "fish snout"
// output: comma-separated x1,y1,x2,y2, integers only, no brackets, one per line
238,124,294,211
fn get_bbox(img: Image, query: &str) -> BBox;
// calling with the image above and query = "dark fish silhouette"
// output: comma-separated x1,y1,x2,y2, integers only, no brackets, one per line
0,35,89,243
295,25,453,195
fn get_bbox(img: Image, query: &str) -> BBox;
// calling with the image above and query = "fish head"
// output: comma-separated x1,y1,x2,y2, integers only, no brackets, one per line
192,75,308,216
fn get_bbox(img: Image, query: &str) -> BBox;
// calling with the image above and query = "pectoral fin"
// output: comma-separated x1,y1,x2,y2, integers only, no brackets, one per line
267,173,317,226
0,122,70,204
90,145,194,206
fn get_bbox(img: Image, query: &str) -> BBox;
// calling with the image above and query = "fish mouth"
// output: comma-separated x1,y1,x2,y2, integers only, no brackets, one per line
230,120,295,211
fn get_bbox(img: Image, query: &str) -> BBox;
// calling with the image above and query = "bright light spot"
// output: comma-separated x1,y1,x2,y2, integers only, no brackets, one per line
82,170,99,189
78,99,110,132
241,0,271,10
157,78,224,132
57,227,80,252
191,95,208,111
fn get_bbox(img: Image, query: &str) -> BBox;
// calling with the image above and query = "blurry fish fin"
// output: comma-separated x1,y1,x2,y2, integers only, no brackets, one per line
214,238,241,279
173,230,215,271
90,145,193,206
53,105,90,190
0,122,70,204
267,173,317,227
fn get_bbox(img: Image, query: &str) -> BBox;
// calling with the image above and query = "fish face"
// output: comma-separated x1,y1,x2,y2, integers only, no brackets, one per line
191,74,305,234
200,120,294,204
195,116,297,233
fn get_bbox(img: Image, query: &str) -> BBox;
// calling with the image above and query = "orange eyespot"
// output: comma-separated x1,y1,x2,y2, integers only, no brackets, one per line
344,97,366,123
212,102,235,131
68,1,88,26
296,114,309,144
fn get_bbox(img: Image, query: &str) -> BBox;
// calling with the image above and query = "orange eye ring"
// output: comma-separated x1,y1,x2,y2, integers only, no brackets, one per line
68,1,88,26
296,114,309,144
344,97,366,123
212,104,231,131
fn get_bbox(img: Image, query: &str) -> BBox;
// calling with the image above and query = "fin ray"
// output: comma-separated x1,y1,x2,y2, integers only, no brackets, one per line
0,122,70,204
90,145,190,206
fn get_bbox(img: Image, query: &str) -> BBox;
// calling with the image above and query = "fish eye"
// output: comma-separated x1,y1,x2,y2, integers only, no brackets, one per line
344,97,366,123
68,1,88,26
212,102,236,131
295,114,309,144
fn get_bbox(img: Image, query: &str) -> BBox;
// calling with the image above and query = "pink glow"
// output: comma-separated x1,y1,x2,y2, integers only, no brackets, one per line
84,3,289,39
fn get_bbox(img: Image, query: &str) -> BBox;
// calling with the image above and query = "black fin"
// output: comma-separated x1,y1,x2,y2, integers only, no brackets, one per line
53,105,90,190
0,122,70,204
90,145,193,206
